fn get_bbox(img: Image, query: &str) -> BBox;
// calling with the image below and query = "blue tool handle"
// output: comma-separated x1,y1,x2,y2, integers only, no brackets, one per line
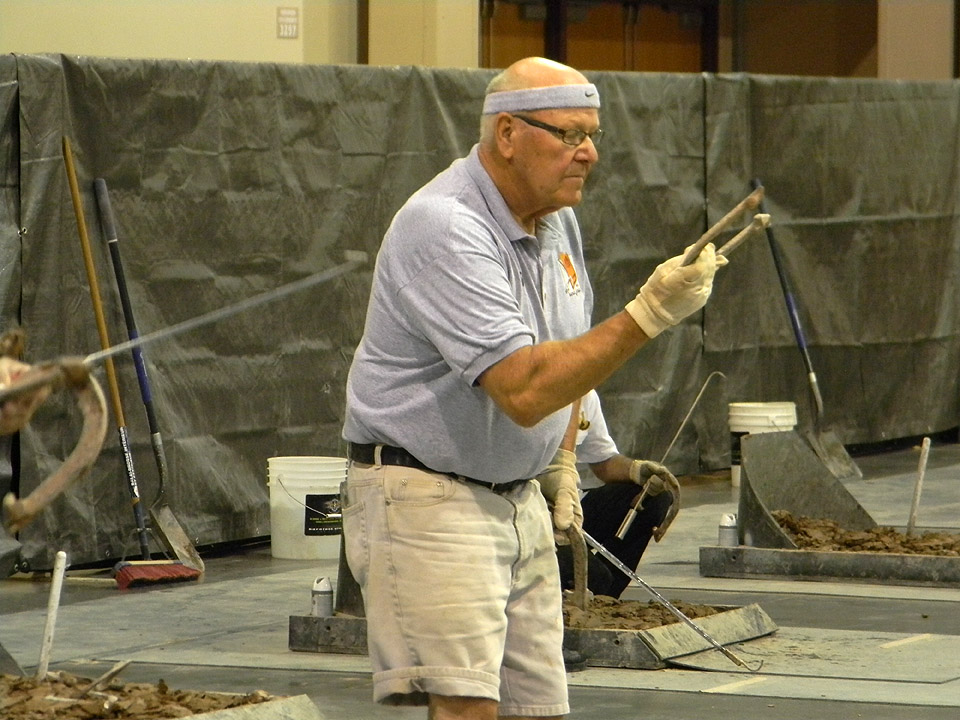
94,179,159,431
751,178,814,373
752,178,825,418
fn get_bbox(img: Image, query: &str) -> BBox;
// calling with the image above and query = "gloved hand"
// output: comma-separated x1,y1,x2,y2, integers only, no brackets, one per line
625,243,727,338
628,459,673,496
628,458,681,542
537,448,583,537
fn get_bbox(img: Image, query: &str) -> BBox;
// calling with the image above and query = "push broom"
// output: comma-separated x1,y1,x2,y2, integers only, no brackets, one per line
63,136,200,589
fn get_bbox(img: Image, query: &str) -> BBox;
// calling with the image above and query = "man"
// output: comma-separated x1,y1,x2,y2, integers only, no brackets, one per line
557,390,676,599
341,56,723,720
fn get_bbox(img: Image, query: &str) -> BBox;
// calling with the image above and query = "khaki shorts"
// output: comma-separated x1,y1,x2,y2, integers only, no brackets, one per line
342,461,569,716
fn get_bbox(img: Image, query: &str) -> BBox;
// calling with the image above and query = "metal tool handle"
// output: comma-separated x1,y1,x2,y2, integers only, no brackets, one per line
615,506,639,540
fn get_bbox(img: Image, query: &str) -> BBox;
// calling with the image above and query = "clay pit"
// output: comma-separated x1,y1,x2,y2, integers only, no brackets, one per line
772,510,960,555
564,593,723,630
0,671,275,720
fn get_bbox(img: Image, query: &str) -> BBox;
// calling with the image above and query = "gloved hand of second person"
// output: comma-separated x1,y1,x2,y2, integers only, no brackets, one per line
625,242,728,339
536,448,583,536
628,459,675,496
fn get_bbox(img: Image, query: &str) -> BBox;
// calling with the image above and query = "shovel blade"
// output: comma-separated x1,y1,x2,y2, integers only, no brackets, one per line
150,504,204,573
805,429,862,480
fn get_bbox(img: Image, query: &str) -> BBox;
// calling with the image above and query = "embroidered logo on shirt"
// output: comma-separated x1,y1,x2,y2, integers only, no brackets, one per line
558,253,582,296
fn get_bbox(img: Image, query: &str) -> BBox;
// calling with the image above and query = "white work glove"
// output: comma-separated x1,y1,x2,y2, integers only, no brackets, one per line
625,243,727,339
629,459,673,497
536,448,583,538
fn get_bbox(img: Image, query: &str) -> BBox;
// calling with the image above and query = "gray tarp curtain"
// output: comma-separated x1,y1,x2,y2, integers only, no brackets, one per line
706,74,960,445
1,54,957,569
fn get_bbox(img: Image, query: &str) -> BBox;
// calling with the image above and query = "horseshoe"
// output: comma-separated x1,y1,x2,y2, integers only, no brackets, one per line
1,359,108,535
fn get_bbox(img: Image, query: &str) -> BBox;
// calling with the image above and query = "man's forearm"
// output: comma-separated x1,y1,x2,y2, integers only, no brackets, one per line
479,312,648,427
589,453,635,483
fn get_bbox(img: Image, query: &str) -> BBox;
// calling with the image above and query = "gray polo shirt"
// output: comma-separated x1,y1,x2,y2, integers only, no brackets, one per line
342,145,593,483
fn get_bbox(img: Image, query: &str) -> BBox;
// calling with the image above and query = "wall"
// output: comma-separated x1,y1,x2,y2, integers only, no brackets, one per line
0,0,358,65
878,0,955,79
304,0,359,65
366,0,480,68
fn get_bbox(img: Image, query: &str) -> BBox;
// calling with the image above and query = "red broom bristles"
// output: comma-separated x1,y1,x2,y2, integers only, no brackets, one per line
113,560,202,590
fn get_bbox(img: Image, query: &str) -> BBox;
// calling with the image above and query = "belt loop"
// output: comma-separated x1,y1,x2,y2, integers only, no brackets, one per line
373,444,383,467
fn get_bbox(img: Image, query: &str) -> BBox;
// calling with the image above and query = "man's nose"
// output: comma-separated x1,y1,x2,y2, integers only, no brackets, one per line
575,137,599,163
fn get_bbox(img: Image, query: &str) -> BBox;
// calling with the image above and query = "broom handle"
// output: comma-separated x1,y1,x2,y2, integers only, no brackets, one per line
94,179,169,507
63,139,123,424
63,137,151,560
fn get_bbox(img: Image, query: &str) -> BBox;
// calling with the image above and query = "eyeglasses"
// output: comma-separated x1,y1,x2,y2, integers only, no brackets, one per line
511,114,603,147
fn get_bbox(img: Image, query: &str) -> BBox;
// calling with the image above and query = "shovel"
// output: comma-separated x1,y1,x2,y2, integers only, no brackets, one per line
93,178,204,573
751,179,861,480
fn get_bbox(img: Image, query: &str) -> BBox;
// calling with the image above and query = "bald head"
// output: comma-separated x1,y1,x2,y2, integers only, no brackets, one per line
480,57,596,143
488,57,589,94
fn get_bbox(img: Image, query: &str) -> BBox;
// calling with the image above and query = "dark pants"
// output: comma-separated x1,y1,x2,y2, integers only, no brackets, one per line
556,483,672,598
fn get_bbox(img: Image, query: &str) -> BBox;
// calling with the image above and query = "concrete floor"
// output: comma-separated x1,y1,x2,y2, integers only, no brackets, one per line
2,438,959,719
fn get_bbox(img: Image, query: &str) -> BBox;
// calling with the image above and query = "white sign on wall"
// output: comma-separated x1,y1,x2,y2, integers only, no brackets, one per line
277,7,299,40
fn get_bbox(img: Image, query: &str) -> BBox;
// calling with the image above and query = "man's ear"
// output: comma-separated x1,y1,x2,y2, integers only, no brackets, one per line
495,113,517,159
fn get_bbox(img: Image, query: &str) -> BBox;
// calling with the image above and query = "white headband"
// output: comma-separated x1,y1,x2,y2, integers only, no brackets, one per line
482,83,600,115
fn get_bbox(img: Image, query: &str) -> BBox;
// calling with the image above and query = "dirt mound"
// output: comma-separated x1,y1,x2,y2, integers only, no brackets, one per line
0,671,276,719
564,594,723,630
772,510,960,555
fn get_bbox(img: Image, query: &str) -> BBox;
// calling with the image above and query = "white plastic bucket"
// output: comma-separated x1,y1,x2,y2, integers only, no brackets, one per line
728,402,797,487
267,456,347,560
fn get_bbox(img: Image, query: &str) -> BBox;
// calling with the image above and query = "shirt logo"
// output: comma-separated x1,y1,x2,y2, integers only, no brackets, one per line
558,253,582,296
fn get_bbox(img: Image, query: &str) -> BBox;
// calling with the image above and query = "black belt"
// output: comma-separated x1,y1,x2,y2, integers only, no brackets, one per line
348,443,529,494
